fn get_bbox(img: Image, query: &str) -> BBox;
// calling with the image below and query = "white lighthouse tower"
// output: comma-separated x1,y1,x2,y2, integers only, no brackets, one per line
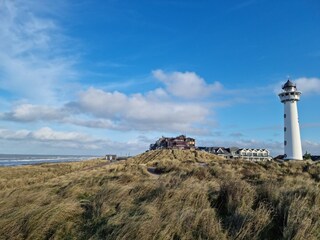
278,80,303,160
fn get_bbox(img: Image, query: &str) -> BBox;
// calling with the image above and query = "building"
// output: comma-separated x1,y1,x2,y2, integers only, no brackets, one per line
198,147,236,159
237,148,271,161
198,147,272,161
278,80,303,160
150,135,195,150
105,154,117,161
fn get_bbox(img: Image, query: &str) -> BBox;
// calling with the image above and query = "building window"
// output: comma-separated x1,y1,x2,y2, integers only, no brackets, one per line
284,114,286,118
284,127,286,132
284,141,287,146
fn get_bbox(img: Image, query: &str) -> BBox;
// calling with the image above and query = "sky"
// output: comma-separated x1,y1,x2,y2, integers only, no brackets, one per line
0,0,319,156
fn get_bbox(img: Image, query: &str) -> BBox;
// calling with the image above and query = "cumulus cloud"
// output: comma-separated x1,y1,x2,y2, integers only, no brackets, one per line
152,69,223,98
76,88,128,118
0,0,76,103
0,84,211,134
72,87,210,133
0,104,67,122
294,77,320,95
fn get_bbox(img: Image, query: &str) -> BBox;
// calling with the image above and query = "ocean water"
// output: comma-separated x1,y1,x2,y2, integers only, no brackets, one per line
0,154,99,167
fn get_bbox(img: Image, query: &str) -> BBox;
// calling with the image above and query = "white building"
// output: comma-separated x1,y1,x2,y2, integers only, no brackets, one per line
237,148,271,161
198,147,272,161
105,154,117,161
278,80,303,160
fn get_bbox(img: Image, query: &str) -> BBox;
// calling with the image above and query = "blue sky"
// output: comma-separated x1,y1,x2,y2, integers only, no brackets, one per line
0,0,319,156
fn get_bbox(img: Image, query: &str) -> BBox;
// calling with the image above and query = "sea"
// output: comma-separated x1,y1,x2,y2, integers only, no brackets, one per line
0,154,100,167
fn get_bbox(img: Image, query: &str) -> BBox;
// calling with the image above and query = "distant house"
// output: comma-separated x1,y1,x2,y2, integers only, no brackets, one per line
237,148,271,161
198,147,233,158
198,147,272,161
150,135,195,150
105,154,117,161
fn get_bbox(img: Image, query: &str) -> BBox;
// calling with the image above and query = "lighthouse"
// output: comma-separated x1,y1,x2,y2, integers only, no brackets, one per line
278,80,303,160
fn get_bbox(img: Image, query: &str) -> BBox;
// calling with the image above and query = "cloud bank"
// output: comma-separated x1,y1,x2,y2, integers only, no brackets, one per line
72,87,209,132
1,80,211,134
0,127,147,154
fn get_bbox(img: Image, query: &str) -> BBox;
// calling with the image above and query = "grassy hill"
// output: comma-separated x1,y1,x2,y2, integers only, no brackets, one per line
0,149,319,240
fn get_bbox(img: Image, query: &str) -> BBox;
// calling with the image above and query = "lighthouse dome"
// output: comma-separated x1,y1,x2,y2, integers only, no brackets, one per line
282,80,296,89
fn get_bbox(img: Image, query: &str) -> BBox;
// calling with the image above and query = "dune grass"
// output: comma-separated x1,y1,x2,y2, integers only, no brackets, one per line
0,149,319,239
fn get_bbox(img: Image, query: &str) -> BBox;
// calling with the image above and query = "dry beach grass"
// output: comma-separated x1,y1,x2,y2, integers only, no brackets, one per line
0,149,319,239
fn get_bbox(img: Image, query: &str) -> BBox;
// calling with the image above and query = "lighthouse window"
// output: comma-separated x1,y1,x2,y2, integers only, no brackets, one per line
284,141,287,146
284,114,286,118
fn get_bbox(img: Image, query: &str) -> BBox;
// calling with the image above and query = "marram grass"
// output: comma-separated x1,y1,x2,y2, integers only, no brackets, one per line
0,149,320,240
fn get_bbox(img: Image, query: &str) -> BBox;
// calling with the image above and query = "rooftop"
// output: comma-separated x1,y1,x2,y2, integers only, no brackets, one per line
282,79,296,89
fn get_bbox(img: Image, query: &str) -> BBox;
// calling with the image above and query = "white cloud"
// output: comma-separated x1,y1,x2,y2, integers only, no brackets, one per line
0,0,76,103
152,69,223,99
0,129,30,140
0,127,90,142
0,127,149,154
1,80,213,134
31,127,90,142
73,87,210,133
0,104,67,122
146,88,169,100
77,88,128,118
294,77,320,95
